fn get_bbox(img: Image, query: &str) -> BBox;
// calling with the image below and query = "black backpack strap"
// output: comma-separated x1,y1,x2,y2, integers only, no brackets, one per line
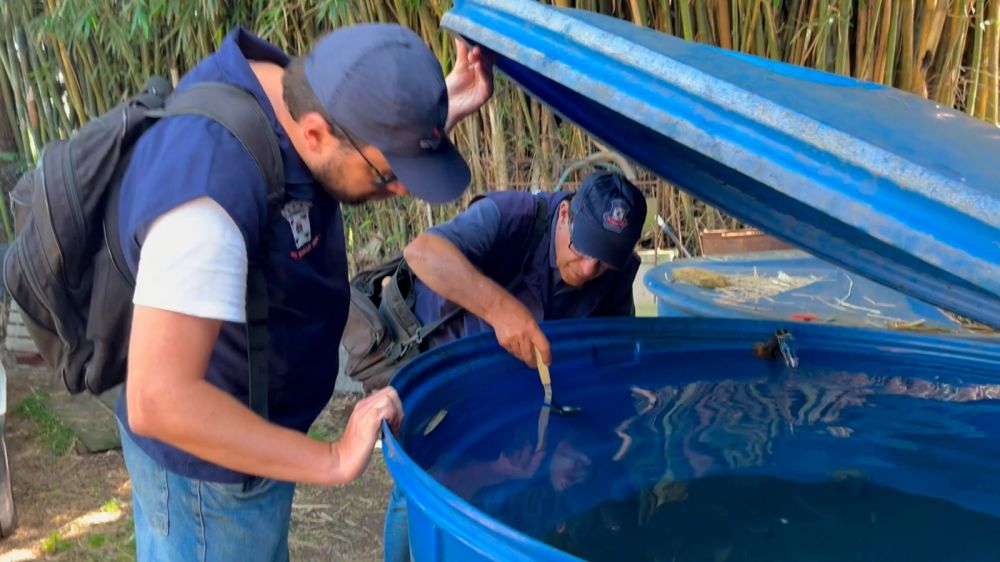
154,83,284,205
154,83,284,420
526,194,550,255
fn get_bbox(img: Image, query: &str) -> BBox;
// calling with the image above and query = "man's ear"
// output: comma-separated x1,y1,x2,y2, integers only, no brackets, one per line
558,200,570,221
299,112,335,153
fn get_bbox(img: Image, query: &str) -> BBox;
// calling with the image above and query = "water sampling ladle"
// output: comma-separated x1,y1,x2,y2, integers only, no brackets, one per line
534,348,582,416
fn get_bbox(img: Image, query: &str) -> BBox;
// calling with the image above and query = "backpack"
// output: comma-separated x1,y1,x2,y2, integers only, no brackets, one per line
2,78,283,418
342,195,550,393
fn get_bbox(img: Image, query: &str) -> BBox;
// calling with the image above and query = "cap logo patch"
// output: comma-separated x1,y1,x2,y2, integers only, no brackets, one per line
419,127,443,150
603,198,630,233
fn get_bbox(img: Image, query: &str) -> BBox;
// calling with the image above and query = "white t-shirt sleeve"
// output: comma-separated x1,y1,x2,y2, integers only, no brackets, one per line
132,197,248,322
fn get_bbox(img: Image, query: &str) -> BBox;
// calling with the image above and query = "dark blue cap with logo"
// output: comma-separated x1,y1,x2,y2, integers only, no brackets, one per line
303,24,470,204
569,171,646,270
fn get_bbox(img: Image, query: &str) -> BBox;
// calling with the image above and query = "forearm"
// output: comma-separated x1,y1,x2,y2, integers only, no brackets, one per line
404,233,514,325
128,379,348,485
126,305,372,486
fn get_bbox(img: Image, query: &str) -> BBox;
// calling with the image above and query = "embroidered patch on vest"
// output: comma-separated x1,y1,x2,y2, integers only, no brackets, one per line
281,200,313,250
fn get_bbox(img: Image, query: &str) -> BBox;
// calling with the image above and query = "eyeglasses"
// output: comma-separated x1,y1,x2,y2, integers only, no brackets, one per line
567,220,609,270
324,116,398,188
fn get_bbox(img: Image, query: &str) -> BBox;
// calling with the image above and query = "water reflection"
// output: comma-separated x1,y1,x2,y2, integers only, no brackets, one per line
427,366,1000,560
614,373,1000,485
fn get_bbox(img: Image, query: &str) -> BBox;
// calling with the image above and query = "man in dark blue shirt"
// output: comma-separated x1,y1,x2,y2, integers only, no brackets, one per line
385,171,646,561
116,24,493,561
408,171,645,366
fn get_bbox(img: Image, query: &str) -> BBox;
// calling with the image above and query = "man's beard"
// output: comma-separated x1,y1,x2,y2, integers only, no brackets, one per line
314,157,369,206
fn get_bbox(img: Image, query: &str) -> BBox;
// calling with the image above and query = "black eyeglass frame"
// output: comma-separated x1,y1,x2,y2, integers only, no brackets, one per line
320,115,398,188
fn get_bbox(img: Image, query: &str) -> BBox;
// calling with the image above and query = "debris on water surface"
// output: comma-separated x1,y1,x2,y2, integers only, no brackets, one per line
826,426,853,437
753,329,800,368
423,409,448,436
670,267,819,300
670,267,731,289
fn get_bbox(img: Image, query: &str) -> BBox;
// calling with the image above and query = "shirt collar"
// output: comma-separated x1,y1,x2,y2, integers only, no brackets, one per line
211,28,316,191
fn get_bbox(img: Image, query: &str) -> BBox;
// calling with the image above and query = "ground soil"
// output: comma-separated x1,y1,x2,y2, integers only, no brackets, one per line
1,366,392,562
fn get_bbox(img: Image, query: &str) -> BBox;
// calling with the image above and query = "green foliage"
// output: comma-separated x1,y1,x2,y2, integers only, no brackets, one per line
100,498,122,513
16,388,77,455
41,532,74,554
1,0,997,257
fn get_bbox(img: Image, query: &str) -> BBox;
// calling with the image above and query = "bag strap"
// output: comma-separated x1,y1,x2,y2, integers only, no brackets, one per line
152,83,284,420
404,193,552,348
526,194,550,258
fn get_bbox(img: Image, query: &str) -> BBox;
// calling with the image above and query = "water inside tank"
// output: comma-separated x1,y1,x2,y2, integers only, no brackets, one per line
410,347,1000,561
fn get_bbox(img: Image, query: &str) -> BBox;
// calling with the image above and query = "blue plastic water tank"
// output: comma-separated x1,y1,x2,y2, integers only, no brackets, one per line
383,318,1000,561
643,251,962,331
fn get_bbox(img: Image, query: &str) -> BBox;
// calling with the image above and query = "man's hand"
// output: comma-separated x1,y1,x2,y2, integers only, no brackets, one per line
488,298,552,369
329,387,404,482
445,37,495,133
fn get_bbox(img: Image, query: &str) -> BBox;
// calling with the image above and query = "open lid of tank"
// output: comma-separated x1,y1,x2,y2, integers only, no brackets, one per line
441,0,1000,329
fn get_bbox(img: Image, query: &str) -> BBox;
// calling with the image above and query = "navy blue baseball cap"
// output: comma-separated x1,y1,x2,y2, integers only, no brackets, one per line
569,172,646,270
303,24,470,204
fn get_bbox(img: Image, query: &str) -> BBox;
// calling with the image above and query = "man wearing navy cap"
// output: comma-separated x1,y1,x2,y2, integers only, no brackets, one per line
385,170,646,561
114,24,493,561
406,170,646,365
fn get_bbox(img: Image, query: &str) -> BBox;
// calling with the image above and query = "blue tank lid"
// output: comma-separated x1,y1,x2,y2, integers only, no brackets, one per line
442,0,1000,328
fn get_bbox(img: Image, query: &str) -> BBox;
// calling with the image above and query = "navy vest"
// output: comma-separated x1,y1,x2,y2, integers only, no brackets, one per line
114,29,350,483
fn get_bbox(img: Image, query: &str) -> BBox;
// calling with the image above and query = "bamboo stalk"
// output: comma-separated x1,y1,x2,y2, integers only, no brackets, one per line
0,64,25,159
815,0,833,71
761,0,781,60
19,29,57,142
786,0,806,63
912,0,948,97
899,0,916,90
694,0,713,44
487,103,509,190
884,0,902,85
743,0,763,53
4,33,38,157
934,0,971,106
629,0,649,26
968,0,986,114
797,0,821,66
834,0,851,75
989,0,999,123
753,13,767,56
860,0,885,81
679,0,696,41
43,1,86,127
856,0,869,77
717,0,733,50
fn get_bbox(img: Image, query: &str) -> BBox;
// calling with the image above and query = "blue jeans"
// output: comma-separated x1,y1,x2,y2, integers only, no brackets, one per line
383,485,411,562
119,422,296,562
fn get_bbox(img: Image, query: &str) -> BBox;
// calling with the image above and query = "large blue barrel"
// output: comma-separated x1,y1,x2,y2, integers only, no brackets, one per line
384,318,1000,561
